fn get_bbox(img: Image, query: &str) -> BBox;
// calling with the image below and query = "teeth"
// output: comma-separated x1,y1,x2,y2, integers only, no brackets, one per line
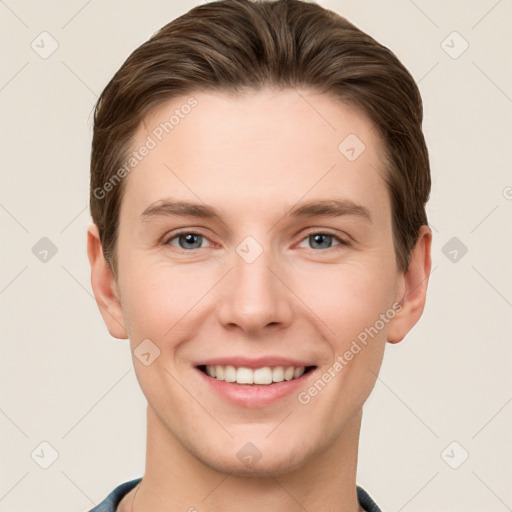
284,367,295,381
215,365,224,380
236,367,254,384
272,366,284,383
293,367,305,379
224,365,236,383
204,365,307,385
253,367,272,385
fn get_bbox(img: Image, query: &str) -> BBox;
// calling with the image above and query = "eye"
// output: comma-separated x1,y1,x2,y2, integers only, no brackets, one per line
297,231,349,250
164,231,212,250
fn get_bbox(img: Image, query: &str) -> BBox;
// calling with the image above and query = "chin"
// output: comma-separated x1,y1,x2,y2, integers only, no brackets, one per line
193,437,317,477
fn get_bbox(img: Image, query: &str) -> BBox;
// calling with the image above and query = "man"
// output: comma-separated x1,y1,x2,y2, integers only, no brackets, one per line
87,0,432,510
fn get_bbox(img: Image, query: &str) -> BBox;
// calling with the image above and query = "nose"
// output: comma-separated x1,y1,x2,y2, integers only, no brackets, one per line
216,239,294,336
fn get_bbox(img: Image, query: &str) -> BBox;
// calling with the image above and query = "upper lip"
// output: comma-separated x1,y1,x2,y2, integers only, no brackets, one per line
195,356,316,369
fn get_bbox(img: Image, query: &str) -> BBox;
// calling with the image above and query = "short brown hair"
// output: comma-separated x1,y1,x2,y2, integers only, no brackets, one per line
90,0,430,276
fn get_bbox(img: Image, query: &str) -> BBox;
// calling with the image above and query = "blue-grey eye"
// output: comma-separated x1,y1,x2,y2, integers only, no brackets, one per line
167,232,206,250
297,233,344,250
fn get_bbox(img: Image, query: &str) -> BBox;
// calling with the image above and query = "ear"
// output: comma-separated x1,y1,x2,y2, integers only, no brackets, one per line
87,223,128,339
387,225,432,344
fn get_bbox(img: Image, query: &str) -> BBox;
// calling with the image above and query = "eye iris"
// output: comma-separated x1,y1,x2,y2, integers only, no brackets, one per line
179,233,202,249
311,233,331,249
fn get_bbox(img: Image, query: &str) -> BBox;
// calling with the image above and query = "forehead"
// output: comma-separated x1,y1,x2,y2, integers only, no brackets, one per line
121,88,390,225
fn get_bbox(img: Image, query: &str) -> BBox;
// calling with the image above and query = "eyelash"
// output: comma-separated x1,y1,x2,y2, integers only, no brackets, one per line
162,229,350,252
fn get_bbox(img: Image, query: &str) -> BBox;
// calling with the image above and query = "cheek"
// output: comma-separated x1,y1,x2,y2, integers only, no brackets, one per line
118,260,213,341
294,260,397,342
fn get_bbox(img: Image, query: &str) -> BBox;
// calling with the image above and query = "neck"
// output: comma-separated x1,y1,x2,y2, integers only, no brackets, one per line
127,405,363,512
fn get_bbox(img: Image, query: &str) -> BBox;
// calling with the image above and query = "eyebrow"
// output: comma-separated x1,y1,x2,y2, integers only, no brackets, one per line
140,198,372,224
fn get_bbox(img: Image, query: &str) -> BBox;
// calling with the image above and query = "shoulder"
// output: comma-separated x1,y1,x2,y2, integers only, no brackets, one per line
357,486,382,512
86,478,142,512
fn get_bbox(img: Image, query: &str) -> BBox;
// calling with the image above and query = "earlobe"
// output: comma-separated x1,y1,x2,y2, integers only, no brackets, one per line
387,225,432,344
87,223,128,339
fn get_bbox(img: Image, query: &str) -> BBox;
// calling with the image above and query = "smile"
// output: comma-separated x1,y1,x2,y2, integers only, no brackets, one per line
198,364,316,385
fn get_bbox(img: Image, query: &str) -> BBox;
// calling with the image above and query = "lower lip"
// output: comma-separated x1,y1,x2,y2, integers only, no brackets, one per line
195,367,316,407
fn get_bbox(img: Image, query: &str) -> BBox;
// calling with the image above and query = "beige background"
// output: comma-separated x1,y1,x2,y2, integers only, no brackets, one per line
1,0,511,511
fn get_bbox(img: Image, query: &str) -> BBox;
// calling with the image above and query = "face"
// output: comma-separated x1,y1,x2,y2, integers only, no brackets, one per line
90,88,428,476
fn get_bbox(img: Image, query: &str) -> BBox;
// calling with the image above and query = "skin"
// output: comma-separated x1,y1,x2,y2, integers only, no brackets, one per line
88,88,431,512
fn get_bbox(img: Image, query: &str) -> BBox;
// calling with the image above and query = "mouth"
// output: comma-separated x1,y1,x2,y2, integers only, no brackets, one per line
197,364,317,385
193,357,319,407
